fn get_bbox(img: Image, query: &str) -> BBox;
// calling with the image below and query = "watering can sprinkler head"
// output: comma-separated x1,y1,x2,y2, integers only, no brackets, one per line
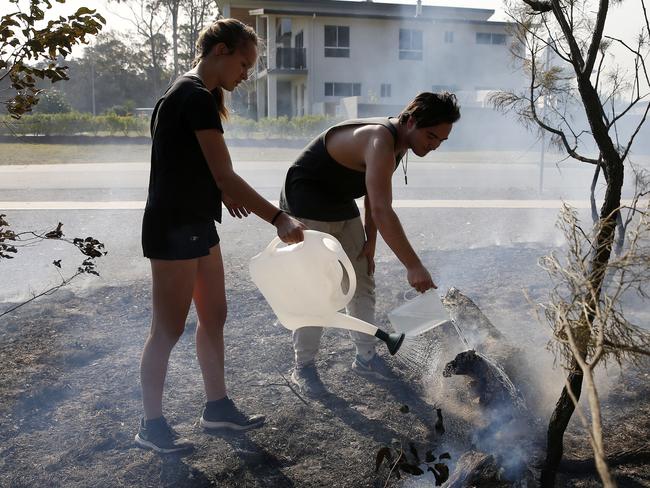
374,329,405,356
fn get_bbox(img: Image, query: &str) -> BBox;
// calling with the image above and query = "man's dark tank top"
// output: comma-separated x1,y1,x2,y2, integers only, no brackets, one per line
279,117,401,222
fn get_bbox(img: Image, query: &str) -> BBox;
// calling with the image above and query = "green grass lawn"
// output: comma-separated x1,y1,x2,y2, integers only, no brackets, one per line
0,143,304,165
0,143,150,165
1,141,648,167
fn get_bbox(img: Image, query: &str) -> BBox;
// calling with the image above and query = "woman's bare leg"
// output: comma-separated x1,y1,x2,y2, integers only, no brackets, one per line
140,258,198,419
193,245,228,401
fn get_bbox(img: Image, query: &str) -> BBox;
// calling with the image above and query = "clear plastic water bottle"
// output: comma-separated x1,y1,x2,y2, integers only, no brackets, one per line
388,290,450,337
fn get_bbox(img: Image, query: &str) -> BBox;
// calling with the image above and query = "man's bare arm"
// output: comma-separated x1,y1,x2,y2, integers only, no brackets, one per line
364,131,435,291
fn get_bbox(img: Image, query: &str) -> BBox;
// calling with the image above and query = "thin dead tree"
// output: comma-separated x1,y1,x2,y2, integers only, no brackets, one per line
491,1,650,486
537,186,650,487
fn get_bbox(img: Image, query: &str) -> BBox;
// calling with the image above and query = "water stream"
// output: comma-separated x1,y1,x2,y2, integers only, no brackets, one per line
429,317,525,413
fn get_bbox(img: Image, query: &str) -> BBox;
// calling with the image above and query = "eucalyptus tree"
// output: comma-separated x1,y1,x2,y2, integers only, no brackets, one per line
109,0,170,96
61,31,155,112
178,0,218,71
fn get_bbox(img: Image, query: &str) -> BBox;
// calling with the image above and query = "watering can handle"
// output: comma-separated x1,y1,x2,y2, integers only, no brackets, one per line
261,231,357,308
298,231,356,307
263,236,284,255
332,237,357,307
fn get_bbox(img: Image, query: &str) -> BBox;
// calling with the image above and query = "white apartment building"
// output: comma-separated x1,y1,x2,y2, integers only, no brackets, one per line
220,0,522,119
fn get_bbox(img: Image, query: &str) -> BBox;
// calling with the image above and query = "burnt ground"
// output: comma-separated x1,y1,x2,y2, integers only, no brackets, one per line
0,245,649,488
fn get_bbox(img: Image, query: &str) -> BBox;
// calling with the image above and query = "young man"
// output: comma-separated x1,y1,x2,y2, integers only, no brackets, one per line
279,92,461,395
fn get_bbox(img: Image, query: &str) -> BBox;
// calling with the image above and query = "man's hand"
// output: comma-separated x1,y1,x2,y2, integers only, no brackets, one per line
275,212,306,244
357,240,376,276
223,194,250,219
407,263,437,293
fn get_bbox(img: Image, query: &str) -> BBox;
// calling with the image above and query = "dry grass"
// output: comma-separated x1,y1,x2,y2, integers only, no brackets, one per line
0,143,305,165
7,141,647,167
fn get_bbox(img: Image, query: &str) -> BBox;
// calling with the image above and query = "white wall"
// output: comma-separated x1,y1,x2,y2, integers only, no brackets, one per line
227,1,524,116
304,16,521,110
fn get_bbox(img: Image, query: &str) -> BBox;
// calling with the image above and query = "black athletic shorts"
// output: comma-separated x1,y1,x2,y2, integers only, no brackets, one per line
142,210,220,260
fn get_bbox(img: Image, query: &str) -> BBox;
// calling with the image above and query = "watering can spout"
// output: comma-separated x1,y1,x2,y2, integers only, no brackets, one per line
374,329,406,356
326,312,405,356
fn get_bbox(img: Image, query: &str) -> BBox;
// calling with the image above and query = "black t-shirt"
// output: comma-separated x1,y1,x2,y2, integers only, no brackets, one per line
146,74,224,222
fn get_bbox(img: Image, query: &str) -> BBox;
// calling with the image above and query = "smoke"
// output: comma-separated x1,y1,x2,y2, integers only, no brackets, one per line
470,401,533,480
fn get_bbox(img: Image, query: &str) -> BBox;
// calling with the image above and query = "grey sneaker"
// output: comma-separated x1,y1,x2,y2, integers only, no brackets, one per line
200,397,265,431
134,416,194,454
291,364,327,396
352,354,397,381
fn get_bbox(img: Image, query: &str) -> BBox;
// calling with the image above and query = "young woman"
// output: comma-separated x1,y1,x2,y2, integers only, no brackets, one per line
135,18,305,454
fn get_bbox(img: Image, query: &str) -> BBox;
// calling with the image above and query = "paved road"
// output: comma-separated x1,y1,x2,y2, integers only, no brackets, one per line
1,156,645,317
0,159,640,202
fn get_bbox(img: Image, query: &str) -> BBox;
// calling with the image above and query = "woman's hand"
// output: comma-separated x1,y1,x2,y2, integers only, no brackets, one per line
223,194,250,218
274,212,306,244
357,240,376,276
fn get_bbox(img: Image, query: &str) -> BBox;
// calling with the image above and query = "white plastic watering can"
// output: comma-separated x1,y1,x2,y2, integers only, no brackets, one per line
249,230,404,355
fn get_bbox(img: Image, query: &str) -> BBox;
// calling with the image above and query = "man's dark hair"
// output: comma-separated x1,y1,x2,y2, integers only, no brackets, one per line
398,92,461,127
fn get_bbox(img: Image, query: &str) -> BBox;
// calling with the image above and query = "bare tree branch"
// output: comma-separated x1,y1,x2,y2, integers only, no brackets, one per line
522,0,553,13
551,1,586,72
622,102,650,162
604,36,650,88
583,0,610,77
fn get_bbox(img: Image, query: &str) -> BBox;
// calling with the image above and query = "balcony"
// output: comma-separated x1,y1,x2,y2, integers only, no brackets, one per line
275,47,307,70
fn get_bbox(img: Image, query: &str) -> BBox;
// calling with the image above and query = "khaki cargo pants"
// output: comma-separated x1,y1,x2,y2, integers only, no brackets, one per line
293,216,378,367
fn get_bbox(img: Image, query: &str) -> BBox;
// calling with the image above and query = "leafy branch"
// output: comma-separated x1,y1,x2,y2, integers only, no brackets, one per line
0,214,107,318
1,0,105,118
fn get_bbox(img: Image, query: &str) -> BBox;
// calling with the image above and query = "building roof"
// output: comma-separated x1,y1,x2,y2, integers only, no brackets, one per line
249,8,510,26
231,0,501,23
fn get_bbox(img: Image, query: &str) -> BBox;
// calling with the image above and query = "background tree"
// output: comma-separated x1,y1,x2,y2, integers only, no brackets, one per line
492,0,650,486
160,0,181,77
32,88,72,113
178,0,218,71
109,0,170,97
0,0,105,117
58,30,167,112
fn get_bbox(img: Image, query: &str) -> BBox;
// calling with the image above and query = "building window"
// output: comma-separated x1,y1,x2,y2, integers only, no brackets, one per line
380,83,391,98
276,18,292,48
432,84,458,93
444,31,454,43
399,28,423,60
324,25,350,57
476,32,507,45
325,82,361,97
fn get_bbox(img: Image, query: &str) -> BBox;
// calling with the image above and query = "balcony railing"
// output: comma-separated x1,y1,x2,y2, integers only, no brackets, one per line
275,47,307,70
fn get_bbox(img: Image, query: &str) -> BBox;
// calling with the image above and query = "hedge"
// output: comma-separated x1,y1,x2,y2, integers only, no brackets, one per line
0,113,336,139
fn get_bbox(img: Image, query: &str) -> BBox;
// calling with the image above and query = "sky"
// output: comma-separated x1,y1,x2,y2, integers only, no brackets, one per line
0,0,646,64
1,0,645,31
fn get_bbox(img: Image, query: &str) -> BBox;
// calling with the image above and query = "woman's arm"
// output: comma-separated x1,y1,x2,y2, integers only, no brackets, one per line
196,128,304,243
